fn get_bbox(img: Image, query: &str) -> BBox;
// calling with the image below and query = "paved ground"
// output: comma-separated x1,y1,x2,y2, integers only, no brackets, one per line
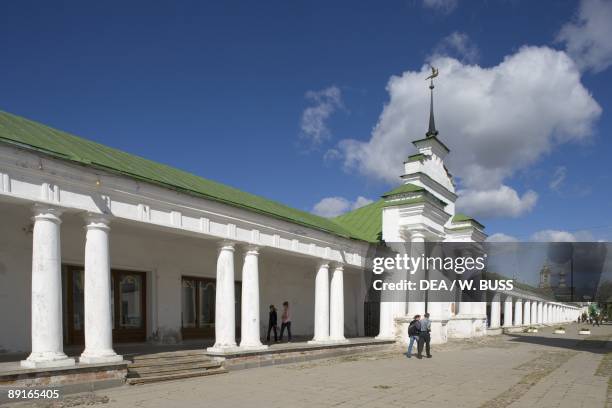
8,323,612,408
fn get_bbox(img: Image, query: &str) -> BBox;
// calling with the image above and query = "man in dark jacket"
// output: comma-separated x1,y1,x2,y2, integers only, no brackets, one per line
406,315,421,358
267,305,278,342
417,312,432,359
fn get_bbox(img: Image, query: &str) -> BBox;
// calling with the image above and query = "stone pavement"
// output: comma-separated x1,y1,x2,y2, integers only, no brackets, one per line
6,323,612,408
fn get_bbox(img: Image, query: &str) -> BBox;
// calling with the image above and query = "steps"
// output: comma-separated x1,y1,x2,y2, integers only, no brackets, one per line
126,350,227,384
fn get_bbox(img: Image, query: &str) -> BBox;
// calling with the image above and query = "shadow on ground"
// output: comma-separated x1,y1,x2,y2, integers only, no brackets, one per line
505,333,610,354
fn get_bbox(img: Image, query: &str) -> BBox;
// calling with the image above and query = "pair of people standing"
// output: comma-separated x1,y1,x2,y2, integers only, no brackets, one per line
267,301,292,342
406,313,432,359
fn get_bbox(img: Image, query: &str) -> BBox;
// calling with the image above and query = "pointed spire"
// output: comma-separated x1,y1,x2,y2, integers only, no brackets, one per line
425,65,439,138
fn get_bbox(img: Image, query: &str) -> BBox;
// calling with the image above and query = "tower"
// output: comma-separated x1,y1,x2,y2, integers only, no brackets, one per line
380,65,485,244
539,263,552,288
377,65,486,345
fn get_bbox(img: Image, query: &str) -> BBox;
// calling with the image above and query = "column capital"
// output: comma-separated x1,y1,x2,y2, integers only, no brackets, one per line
218,241,236,252
332,264,344,272
32,203,63,224
83,213,111,231
410,231,426,242
317,261,330,270
243,245,259,255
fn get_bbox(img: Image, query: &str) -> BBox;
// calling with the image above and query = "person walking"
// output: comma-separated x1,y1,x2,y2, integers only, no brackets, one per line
280,301,292,342
406,314,421,358
417,312,432,359
267,304,278,342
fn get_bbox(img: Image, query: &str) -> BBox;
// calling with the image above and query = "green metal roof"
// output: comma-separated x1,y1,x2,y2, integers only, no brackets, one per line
381,183,424,197
383,196,429,208
452,214,472,223
452,213,485,229
333,199,385,243
334,204,484,244
0,110,366,241
404,153,425,163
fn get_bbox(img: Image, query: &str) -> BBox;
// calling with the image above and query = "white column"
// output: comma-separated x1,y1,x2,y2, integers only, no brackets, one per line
490,294,501,329
376,301,395,339
239,246,267,350
546,304,551,324
22,205,75,368
309,263,330,344
514,298,523,326
551,305,555,323
407,232,426,316
80,215,122,364
377,231,425,341
458,301,472,316
561,306,564,322
531,301,537,325
537,302,543,324
503,296,513,328
207,242,238,352
524,301,531,326
330,265,348,343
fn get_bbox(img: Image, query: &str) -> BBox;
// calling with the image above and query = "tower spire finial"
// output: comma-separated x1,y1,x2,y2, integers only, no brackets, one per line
425,65,439,137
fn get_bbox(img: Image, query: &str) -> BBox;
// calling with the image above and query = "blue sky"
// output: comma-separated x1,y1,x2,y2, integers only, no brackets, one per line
1,0,611,241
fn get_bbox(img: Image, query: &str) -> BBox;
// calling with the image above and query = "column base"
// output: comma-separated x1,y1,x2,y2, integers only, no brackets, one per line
328,337,350,344
374,334,395,341
206,344,241,354
307,338,336,345
21,352,76,369
79,350,123,364
238,343,269,351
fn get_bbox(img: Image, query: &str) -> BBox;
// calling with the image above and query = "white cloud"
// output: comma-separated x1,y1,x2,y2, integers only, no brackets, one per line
486,233,519,242
431,32,479,64
300,86,343,146
456,185,538,218
422,0,457,13
311,195,373,217
549,166,567,191
530,229,577,242
323,148,341,162
337,46,601,219
557,0,612,73
531,229,595,242
487,229,597,242
352,196,374,209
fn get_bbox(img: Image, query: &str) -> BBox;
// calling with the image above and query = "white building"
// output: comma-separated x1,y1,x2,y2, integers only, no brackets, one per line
0,83,580,369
